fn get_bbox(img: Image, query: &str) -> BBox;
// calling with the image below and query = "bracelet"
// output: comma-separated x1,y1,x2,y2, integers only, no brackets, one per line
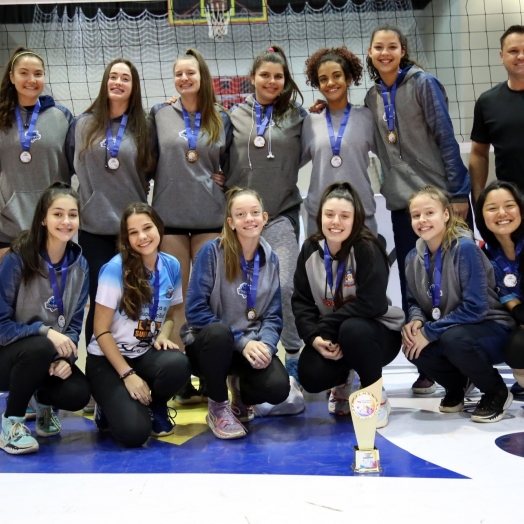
120,368,136,380
95,330,112,342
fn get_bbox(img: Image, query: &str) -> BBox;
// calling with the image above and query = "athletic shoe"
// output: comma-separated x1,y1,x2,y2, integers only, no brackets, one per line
471,387,513,423
198,378,208,401
0,413,39,455
174,380,202,405
150,402,176,437
464,378,476,397
439,389,465,413
29,395,61,438
510,381,524,396
377,388,391,429
206,399,246,439
83,395,96,414
94,403,109,432
25,404,36,421
411,374,437,395
227,375,254,422
328,370,354,415
285,357,301,389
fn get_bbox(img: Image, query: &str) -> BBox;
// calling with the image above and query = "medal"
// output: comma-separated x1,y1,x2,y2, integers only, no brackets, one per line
58,314,66,328
246,308,258,321
254,136,266,148
20,151,32,163
432,307,441,320
326,104,351,170
380,76,400,147
486,241,524,291
186,149,198,163
504,273,518,288
387,130,397,144
107,157,120,170
424,245,443,322
42,250,69,332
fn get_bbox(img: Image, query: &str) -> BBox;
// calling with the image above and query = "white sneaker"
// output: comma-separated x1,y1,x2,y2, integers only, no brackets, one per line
377,388,391,429
328,370,354,416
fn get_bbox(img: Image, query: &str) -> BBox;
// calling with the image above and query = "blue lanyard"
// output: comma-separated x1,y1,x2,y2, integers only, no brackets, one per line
42,250,69,318
486,239,524,281
380,77,399,133
182,106,202,150
324,243,345,297
240,250,260,310
148,257,160,322
105,114,128,159
424,245,442,311
326,104,351,157
15,100,41,152
255,102,273,137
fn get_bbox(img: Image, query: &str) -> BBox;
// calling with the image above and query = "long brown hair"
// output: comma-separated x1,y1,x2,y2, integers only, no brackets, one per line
174,48,223,144
220,187,265,282
118,203,165,321
250,45,304,123
79,58,155,175
11,182,80,284
0,47,45,132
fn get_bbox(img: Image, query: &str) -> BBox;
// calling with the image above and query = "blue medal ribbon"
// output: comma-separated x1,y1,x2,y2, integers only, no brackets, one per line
255,102,273,139
240,250,260,311
148,257,160,323
326,104,351,157
380,76,399,133
424,245,443,315
182,106,202,151
324,243,345,298
42,250,69,321
106,113,128,159
15,100,41,152
486,239,524,287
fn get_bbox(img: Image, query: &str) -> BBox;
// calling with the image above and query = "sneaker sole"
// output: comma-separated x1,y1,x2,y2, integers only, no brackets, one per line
36,427,61,438
206,414,246,439
236,413,254,423
0,437,39,455
151,428,175,437
471,392,513,423
412,385,437,395
439,402,464,413
174,396,202,405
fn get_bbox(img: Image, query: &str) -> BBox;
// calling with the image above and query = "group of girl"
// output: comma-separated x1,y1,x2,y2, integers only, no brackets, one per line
1,25,519,455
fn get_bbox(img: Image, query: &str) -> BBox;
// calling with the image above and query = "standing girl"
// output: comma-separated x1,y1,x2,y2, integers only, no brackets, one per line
475,180,524,396
292,182,403,425
86,203,191,448
67,58,156,347
302,47,377,237
0,182,90,455
181,188,290,439
226,45,306,382
365,25,472,394
403,186,514,423
0,47,73,258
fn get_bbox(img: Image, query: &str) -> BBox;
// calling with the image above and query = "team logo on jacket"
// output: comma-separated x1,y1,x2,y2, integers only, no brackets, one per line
44,295,58,312
166,286,174,299
344,269,355,287
237,282,248,299
24,130,41,143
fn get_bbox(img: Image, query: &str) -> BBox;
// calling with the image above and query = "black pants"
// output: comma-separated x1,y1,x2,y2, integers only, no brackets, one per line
78,230,118,347
0,336,90,417
185,323,290,405
86,348,191,447
298,317,401,393
412,321,509,394
504,328,524,369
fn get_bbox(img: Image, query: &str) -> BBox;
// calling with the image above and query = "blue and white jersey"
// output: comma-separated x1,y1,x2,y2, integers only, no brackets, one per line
87,252,182,358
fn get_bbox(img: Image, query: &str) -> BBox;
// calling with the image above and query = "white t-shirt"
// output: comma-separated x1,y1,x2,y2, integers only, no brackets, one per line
87,252,182,358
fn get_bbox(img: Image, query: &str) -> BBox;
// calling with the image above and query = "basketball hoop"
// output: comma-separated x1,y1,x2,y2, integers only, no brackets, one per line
205,0,231,40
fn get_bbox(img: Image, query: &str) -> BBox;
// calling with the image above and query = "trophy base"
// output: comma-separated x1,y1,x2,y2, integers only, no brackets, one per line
351,446,382,474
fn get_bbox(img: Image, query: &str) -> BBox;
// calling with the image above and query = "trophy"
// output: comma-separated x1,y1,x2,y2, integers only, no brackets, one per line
349,377,383,473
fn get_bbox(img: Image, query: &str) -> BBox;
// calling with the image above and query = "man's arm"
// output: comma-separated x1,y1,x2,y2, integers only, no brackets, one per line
469,141,490,204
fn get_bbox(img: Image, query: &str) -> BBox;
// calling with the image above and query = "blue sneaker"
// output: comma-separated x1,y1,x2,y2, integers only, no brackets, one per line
94,403,110,432
150,402,176,437
510,381,524,396
29,395,61,438
0,413,39,455
285,357,301,389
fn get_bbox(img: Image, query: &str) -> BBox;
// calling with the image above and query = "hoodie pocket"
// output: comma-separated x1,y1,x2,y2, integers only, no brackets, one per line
0,191,42,239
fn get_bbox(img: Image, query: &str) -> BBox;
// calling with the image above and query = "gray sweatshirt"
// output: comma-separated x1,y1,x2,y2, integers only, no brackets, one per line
226,94,307,220
300,105,377,233
151,100,232,230
0,96,73,243
67,113,152,236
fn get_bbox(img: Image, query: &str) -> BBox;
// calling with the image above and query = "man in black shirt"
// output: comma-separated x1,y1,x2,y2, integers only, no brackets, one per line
470,25,524,202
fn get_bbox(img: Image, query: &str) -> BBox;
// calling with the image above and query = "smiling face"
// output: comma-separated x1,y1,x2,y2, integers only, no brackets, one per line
321,198,354,254
368,30,406,81
174,58,201,98
107,62,132,107
500,32,524,83
10,55,45,106
482,188,522,242
44,195,79,249
251,61,285,105
126,212,161,262
410,195,450,251
317,61,350,108
227,194,268,243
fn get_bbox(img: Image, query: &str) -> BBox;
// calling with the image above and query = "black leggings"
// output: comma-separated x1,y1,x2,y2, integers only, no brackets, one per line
185,323,290,405
298,317,401,393
0,336,90,417
78,230,118,347
504,328,524,369
86,348,191,447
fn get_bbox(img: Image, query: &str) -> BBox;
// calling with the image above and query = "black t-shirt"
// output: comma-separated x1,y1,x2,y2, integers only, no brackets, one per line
470,81,524,192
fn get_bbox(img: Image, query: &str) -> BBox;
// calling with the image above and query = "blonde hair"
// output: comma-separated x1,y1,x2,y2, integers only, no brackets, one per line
220,187,265,282
408,186,471,251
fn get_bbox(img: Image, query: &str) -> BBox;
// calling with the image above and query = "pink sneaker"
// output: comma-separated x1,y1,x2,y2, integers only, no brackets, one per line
206,399,247,439
227,376,254,422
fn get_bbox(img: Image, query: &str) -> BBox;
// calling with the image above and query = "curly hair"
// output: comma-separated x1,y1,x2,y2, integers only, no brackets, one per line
305,46,363,89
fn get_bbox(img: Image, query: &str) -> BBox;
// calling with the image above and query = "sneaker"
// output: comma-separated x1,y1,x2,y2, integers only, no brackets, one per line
206,399,246,439
227,375,254,422
464,378,476,397
510,381,524,396
412,374,437,395
439,389,465,413
174,380,202,405
94,403,110,432
150,402,176,437
29,395,61,438
25,404,36,421
328,370,354,416
83,395,96,414
471,387,513,423
377,388,391,429
198,378,208,401
0,413,39,455
285,357,301,389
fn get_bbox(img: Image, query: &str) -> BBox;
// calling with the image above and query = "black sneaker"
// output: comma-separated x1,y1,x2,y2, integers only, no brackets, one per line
412,373,437,394
439,389,465,413
174,381,202,405
471,386,513,423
